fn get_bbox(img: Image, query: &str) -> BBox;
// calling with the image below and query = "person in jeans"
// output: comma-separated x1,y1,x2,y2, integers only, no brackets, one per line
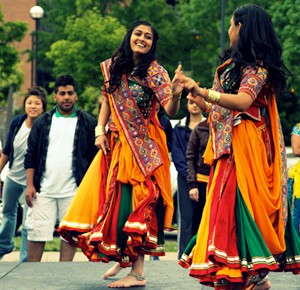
0,87,47,262
171,98,204,259
185,117,209,237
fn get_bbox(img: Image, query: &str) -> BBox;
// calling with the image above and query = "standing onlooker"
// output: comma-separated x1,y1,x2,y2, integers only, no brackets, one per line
156,102,173,152
289,123,300,237
184,117,209,245
0,87,47,262
24,75,98,262
178,4,300,288
171,98,204,259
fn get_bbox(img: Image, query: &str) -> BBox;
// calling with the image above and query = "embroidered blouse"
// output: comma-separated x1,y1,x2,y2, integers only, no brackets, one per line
100,59,172,177
210,59,269,159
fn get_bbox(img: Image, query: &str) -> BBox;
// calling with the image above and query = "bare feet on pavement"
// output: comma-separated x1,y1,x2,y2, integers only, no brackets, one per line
107,273,146,288
255,280,272,290
102,263,123,279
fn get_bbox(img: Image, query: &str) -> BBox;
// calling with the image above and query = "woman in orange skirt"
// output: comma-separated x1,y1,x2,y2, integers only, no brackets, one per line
177,4,300,290
58,20,183,288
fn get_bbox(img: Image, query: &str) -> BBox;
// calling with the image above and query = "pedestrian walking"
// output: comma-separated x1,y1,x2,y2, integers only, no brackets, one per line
0,87,46,262
24,75,98,262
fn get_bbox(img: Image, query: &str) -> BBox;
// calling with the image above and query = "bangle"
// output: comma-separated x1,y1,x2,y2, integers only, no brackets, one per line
205,89,221,103
205,102,212,111
95,125,106,137
171,92,182,101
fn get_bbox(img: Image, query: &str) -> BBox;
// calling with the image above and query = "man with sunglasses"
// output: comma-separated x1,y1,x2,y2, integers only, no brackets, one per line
24,75,98,262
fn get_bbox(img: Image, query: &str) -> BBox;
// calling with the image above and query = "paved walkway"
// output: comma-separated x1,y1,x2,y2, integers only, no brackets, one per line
0,252,299,289
1,250,178,262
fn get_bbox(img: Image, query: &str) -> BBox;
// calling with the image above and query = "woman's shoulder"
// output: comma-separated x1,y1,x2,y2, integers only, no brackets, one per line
101,58,111,65
10,114,26,126
242,64,268,79
291,123,300,135
147,60,167,74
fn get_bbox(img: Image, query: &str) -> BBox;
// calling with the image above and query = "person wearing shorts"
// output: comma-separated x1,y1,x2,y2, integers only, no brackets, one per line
24,75,98,262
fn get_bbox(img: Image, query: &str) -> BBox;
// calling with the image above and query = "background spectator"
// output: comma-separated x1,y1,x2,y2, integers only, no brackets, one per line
0,87,47,262
24,75,98,262
288,123,300,237
171,97,204,259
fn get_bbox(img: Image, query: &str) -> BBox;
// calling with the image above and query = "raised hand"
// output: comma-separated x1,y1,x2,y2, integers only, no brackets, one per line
171,63,185,97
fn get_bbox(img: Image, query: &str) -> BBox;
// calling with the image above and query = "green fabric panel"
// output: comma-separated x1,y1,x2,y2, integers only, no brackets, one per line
183,234,197,255
155,195,165,244
235,187,272,263
283,200,300,258
117,183,133,250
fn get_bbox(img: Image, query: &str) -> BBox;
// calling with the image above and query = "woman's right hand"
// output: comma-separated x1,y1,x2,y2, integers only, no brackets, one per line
95,135,110,155
25,185,37,208
189,188,199,202
182,77,201,95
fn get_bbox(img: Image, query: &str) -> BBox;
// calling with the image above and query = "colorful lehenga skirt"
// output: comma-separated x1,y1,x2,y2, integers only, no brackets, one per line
58,122,174,267
288,160,300,238
179,116,300,288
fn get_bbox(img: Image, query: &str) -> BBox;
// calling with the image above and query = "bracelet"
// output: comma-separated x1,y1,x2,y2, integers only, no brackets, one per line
95,125,106,137
205,89,221,103
205,102,213,111
171,92,182,101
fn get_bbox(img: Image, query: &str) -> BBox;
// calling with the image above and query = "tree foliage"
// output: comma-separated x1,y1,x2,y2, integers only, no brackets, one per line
37,0,77,79
268,0,300,143
45,9,126,115
0,8,27,104
35,0,300,143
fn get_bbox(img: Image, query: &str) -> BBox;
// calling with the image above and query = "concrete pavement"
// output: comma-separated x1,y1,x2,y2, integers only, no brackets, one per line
0,251,299,289
1,250,178,262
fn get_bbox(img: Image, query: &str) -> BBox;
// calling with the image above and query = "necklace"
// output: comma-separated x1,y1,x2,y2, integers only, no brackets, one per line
131,66,138,76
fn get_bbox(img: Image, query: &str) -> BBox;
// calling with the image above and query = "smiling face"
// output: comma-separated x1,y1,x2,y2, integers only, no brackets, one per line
54,85,78,115
228,16,241,48
130,24,153,62
25,95,44,119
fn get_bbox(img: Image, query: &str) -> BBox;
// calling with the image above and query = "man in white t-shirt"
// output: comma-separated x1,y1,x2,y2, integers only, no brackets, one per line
24,75,98,262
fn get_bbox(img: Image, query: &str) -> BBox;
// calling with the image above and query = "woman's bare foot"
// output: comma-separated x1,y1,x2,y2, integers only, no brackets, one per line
255,279,272,290
107,273,146,288
102,263,123,279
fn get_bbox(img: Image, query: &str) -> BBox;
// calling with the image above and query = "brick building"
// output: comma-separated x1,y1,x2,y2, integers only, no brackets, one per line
0,0,36,141
1,0,37,93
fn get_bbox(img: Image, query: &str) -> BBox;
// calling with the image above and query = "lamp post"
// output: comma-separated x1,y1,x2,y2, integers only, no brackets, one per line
220,0,227,52
29,5,44,87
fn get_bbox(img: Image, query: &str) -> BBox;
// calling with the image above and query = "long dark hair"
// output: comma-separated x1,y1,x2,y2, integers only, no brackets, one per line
107,20,159,93
221,4,291,95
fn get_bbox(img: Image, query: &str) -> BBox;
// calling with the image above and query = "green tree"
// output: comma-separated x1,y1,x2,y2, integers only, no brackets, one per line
0,8,27,104
37,0,300,137
46,9,126,115
177,0,297,144
269,0,300,143
42,0,192,116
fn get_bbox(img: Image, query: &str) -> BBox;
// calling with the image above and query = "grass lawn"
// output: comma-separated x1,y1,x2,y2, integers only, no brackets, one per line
14,236,178,252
